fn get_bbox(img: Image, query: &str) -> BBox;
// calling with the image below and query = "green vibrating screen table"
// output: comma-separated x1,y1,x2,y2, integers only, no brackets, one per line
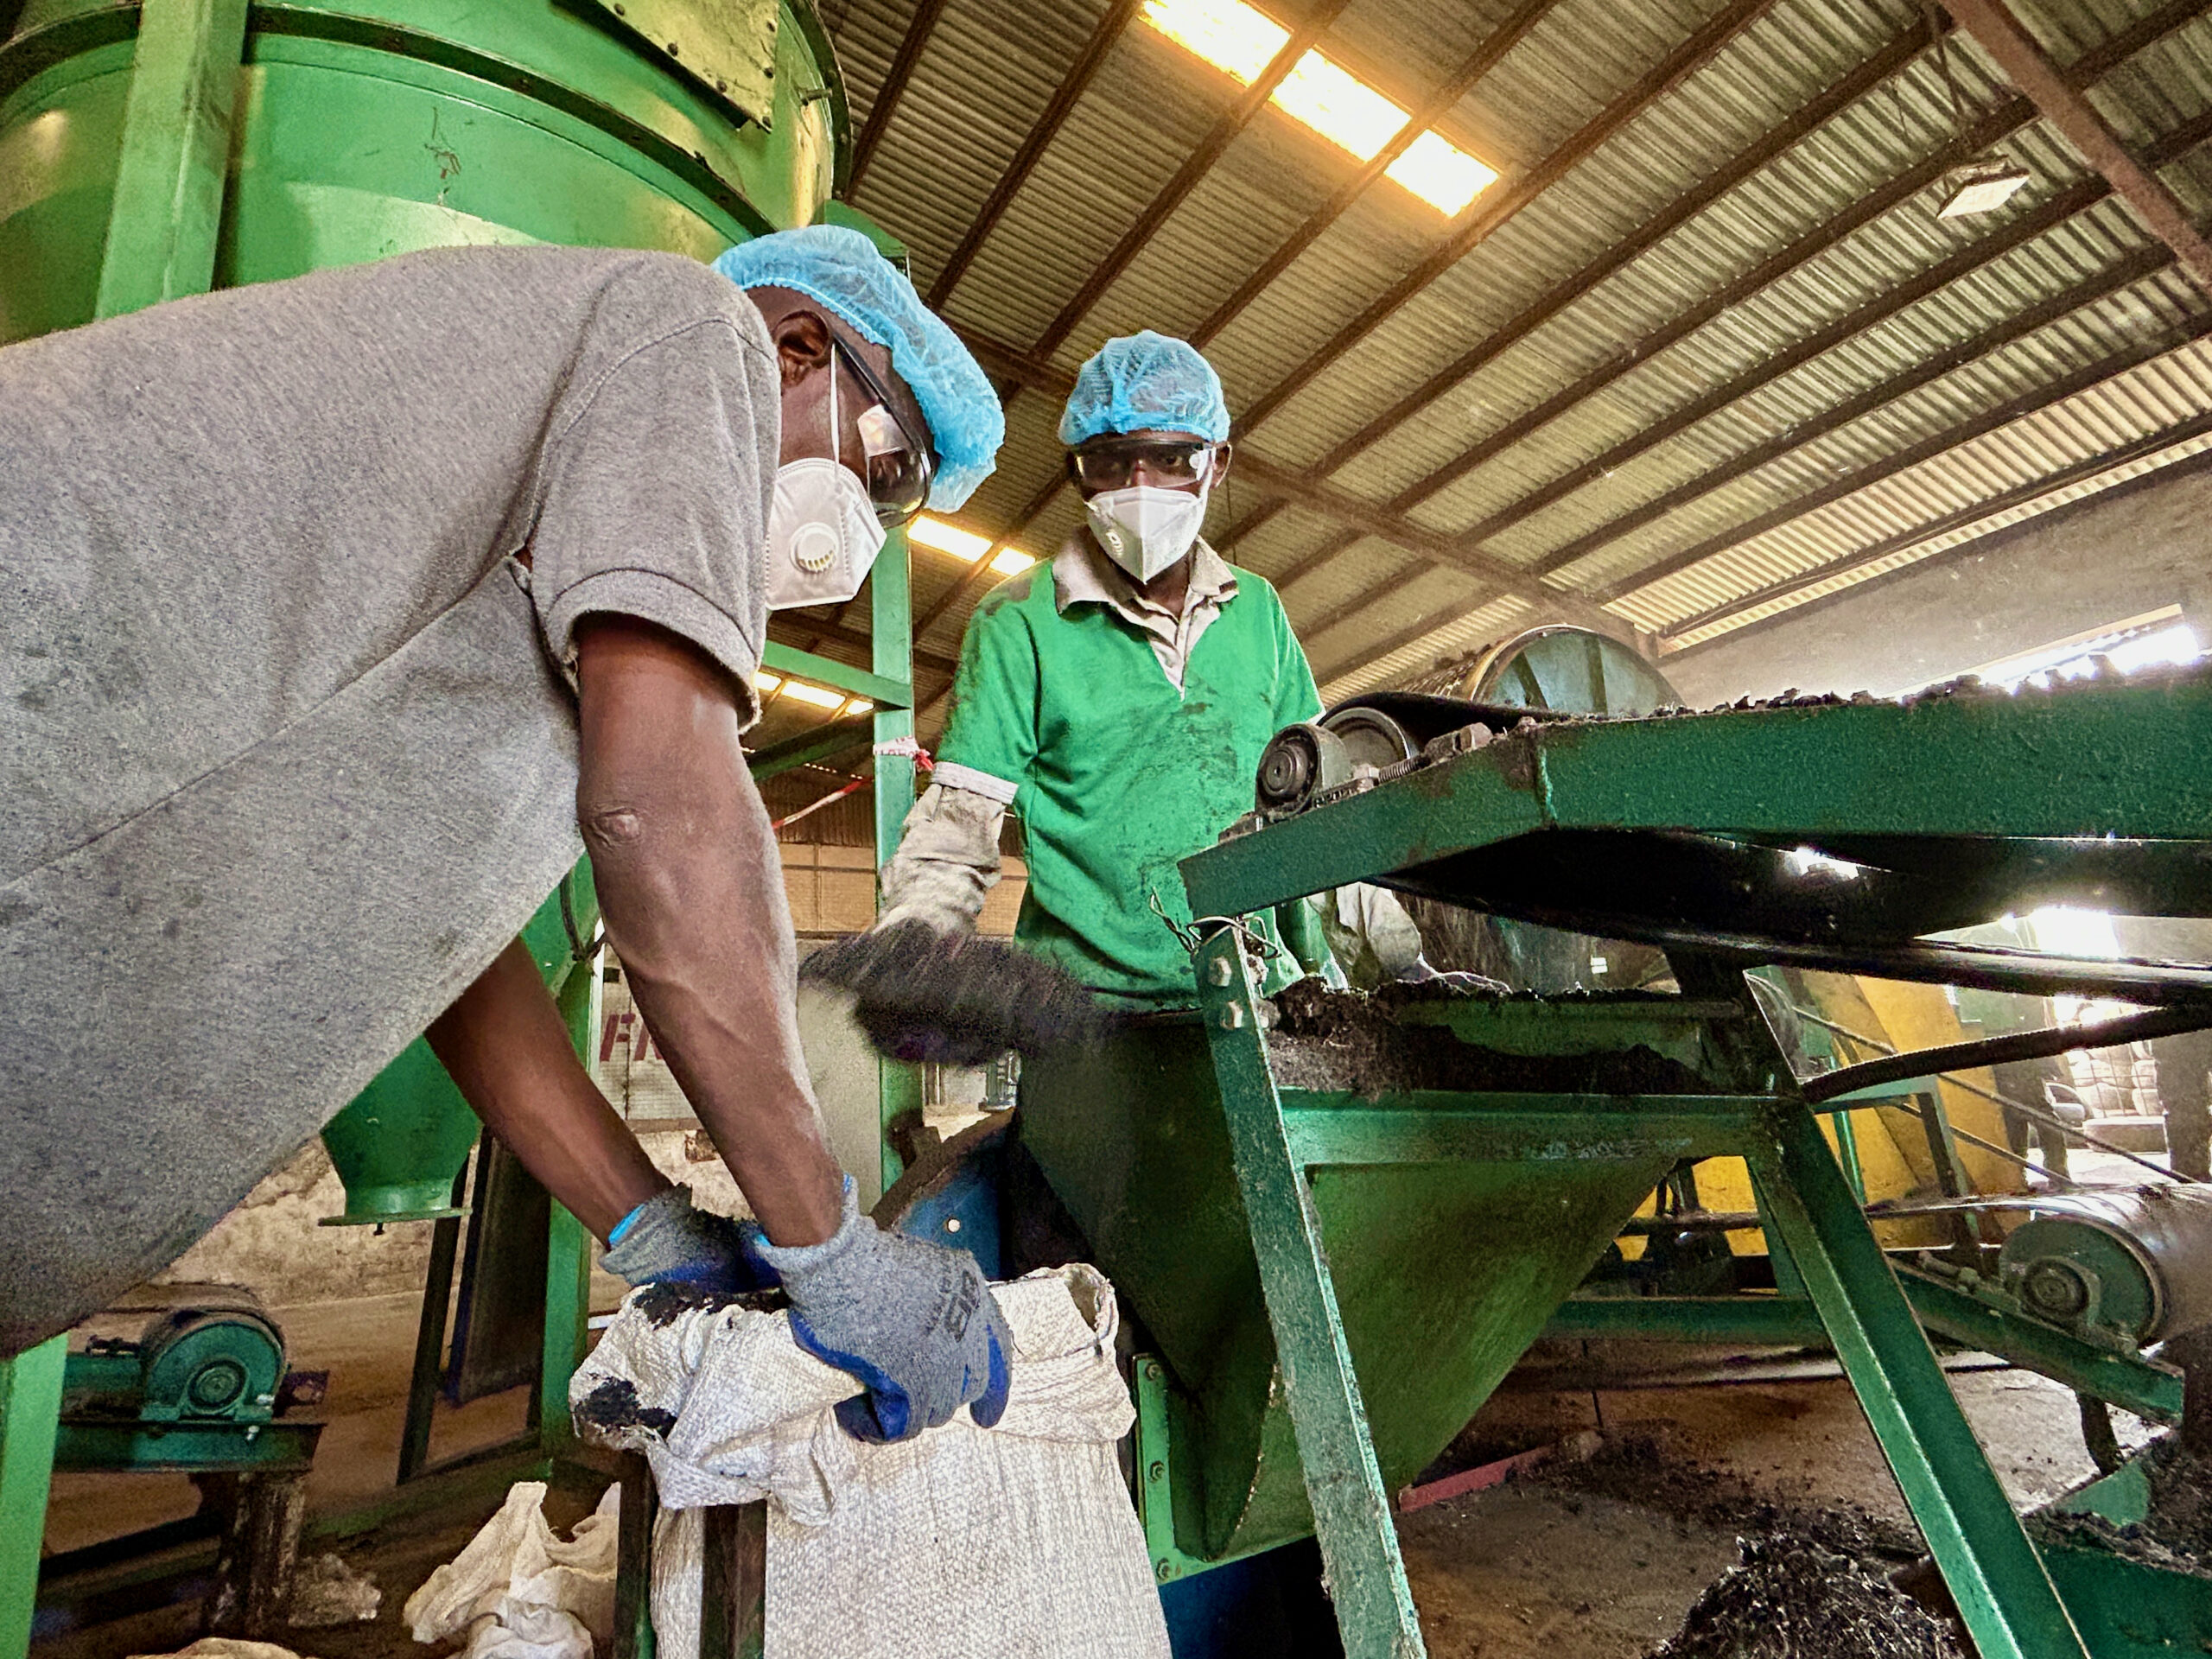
1014,662,2212,1659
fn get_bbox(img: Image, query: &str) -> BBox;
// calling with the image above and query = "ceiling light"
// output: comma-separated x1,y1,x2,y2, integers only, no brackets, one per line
1936,160,2031,219
907,514,994,562
843,698,875,716
779,680,846,710
911,512,1039,575
755,671,783,691
1142,0,1497,214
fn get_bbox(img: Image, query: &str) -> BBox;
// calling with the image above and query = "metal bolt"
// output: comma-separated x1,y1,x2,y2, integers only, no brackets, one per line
944,1217,962,1234
1155,1560,1177,1582
1207,956,1235,987
1219,1003,1245,1031
1144,1361,1164,1382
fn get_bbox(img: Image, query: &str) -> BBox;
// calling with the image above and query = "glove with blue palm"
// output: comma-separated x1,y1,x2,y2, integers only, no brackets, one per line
753,1177,1013,1442
601,1185,773,1295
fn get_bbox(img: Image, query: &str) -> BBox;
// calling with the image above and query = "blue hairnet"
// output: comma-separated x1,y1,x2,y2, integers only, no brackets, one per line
1058,331,1230,446
711,226,1002,512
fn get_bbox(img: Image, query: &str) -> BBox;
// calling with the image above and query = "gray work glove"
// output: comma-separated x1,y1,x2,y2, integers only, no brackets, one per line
753,1178,1013,1443
601,1186,772,1295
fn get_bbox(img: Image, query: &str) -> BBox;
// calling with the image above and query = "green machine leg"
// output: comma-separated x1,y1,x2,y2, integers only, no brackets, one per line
1751,1095,2088,1659
92,0,248,320
538,934,603,1452
1195,929,1426,1659
869,530,921,1198
0,1337,65,1659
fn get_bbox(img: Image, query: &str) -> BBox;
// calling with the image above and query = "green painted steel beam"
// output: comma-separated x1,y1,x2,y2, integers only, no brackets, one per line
760,642,912,711
93,0,247,319
1750,1099,2089,1659
1281,1093,1768,1166
1198,934,1427,1659
538,957,601,1451
868,532,921,1199
1542,1286,2183,1423
50,1418,319,1473
747,712,872,781
0,1338,65,1659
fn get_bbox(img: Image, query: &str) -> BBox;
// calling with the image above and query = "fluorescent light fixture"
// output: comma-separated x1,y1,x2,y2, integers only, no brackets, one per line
843,698,874,716
1936,160,2031,219
779,680,847,710
990,549,1038,575
1141,0,1497,214
755,671,783,691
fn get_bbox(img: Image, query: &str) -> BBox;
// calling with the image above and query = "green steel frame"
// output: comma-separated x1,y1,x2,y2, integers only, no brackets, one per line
1168,677,2212,1659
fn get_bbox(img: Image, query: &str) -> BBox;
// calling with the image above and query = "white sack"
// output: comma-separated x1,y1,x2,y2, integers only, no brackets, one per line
574,1263,1169,1659
131,1643,316,1659
404,1480,620,1658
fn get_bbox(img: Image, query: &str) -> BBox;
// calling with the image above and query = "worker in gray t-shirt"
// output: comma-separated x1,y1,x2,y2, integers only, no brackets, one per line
1,226,1014,1443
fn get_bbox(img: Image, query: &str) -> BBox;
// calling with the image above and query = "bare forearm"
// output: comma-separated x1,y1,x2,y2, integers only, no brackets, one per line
577,623,842,1247
427,939,666,1239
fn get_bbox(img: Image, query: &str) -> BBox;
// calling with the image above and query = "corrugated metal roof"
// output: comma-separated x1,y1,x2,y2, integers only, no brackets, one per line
779,0,2212,745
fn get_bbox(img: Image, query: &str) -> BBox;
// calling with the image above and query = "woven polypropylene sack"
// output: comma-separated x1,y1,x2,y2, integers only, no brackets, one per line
574,1264,1167,1659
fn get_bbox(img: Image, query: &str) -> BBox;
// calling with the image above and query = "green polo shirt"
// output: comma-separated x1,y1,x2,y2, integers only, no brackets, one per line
936,550,1321,1007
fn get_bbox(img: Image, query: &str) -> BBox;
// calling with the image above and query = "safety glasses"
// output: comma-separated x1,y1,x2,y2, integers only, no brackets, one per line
1066,435,1224,493
833,338,934,528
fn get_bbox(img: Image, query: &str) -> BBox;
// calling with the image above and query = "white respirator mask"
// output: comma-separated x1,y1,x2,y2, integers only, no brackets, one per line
766,349,888,611
1086,484,1210,584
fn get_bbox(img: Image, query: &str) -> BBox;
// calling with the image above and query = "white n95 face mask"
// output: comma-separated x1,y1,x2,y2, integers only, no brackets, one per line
766,458,886,610
1086,484,1209,584
766,339,889,611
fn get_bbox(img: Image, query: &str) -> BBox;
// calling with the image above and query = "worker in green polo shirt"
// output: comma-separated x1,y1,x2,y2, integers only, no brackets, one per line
877,332,1322,1007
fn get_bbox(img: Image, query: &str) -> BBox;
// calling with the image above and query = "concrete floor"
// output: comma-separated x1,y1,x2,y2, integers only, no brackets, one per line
36,1297,2155,1659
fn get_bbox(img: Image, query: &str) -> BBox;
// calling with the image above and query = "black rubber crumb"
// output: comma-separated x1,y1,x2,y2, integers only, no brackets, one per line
1519,1435,1946,1659
573,1377,677,1438
630,1281,785,1329
1529,1433,1923,1563
1653,1535,1965,1659
2029,1433,2212,1580
1268,979,1712,1099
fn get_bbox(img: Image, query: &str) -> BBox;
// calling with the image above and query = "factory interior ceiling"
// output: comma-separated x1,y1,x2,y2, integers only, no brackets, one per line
757,0,2212,822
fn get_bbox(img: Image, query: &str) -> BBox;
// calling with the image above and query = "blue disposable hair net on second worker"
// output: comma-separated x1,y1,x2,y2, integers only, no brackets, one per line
1058,331,1230,447
711,226,1003,511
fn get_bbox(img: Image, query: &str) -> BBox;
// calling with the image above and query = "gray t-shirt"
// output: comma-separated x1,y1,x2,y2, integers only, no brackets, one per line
0,245,779,1352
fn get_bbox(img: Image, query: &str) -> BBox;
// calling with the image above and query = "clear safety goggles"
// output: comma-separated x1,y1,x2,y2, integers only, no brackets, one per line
834,338,934,529
1066,435,1224,493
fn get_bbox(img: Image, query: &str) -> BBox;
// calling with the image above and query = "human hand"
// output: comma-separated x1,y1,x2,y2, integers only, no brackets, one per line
753,1178,1013,1442
601,1185,772,1295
